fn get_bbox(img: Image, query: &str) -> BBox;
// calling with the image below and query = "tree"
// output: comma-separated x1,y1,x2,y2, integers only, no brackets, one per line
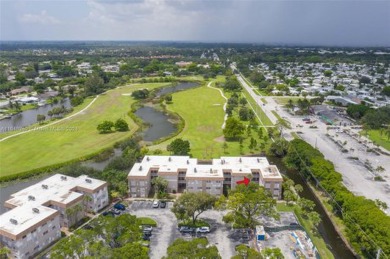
223,76,241,92
232,244,263,259
114,118,129,132
131,89,150,99
297,198,315,213
216,182,277,229
165,94,173,103
308,211,322,229
112,243,149,259
85,73,104,96
239,97,247,106
222,141,228,154
167,138,191,155
15,72,26,85
97,120,114,134
164,238,220,259
323,70,332,77
262,248,284,259
270,138,289,157
171,192,216,225
151,176,169,198
37,114,46,124
223,117,245,140
286,99,294,109
359,76,371,84
381,86,390,97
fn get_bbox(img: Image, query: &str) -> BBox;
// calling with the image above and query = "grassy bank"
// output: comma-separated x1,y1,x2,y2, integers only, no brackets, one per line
241,88,273,126
0,83,168,179
367,129,390,151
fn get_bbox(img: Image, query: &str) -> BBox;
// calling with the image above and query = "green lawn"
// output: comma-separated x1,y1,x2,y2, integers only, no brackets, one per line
0,83,169,178
367,129,390,151
150,84,226,158
138,217,158,227
150,82,269,158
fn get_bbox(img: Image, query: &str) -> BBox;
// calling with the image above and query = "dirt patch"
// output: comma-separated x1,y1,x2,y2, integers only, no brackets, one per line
214,135,225,143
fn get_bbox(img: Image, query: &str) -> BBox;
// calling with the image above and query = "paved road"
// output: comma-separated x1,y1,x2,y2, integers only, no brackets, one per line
233,66,390,215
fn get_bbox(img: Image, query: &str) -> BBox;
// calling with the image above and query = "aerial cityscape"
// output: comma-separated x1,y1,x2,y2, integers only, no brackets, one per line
0,0,389,259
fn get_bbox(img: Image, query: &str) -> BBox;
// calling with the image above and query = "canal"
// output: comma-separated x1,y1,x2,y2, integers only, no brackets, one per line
268,156,356,259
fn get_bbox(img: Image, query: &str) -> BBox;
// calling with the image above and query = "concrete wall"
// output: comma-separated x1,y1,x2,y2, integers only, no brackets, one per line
1,215,61,259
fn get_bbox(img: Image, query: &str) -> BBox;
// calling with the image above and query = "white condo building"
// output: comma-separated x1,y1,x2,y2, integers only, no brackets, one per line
0,174,109,259
128,156,283,199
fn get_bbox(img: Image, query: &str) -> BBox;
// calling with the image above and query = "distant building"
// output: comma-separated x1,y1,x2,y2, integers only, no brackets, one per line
175,61,192,68
0,174,109,258
128,156,283,199
9,86,31,96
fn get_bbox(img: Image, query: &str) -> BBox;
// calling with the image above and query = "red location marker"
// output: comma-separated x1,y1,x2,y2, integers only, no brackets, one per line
236,176,250,186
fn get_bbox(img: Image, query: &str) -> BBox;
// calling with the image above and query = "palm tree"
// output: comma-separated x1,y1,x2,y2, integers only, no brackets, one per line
286,99,294,109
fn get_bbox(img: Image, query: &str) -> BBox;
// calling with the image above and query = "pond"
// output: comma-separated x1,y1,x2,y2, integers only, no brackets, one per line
156,82,198,97
135,106,177,142
0,98,72,132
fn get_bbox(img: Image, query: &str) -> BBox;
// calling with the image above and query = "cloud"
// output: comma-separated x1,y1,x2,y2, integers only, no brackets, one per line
19,10,60,25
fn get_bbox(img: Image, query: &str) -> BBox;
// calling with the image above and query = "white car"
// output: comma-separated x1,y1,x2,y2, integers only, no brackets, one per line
152,200,159,208
196,227,210,233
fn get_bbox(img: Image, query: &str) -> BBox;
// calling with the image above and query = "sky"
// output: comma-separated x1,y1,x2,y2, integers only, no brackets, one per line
1,0,390,46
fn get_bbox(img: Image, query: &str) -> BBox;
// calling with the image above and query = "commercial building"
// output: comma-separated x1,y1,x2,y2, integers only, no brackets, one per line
0,174,109,259
128,156,283,199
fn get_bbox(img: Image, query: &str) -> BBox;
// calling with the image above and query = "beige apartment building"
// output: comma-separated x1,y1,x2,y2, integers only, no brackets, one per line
128,156,283,199
0,174,109,259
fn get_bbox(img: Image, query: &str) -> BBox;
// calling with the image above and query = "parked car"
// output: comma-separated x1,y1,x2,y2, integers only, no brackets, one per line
179,226,195,233
114,203,126,211
152,200,160,208
112,209,121,215
142,234,150,241
159,201,167,208
142,225,153,233
196,227,210,233
102,211,114,217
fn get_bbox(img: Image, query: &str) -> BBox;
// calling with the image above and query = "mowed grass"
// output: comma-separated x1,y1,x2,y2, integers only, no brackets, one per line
150,81,270,158
0,83,169,178
367,129,390,151
150,84,226,158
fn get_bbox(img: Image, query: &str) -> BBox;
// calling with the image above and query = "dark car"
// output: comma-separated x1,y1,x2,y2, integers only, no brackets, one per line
160,201,167,208
114,203,126,211
102,211,114,217
142,234,151,241
112,209,121,215
179,226,195,233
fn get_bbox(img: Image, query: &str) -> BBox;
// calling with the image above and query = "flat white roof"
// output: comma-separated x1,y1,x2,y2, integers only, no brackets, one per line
0,205,58,239
5,174,106,208
128,156,281,179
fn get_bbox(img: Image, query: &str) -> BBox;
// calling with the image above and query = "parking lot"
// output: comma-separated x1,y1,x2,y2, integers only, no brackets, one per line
127,200,252,259
267,96,390,215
